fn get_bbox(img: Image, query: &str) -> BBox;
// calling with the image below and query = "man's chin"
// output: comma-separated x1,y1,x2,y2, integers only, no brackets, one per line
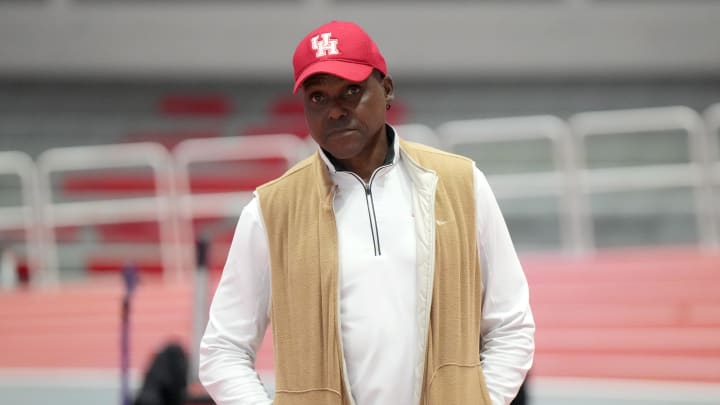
327,148,360,162
323,138,364,159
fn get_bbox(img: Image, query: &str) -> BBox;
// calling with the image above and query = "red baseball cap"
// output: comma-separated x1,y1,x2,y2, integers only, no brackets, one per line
292,21,388,94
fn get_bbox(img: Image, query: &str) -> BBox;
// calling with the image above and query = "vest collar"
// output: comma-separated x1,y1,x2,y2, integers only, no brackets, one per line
313,152,336,211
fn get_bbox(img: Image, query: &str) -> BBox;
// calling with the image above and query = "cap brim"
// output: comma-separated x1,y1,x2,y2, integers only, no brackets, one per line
293,61,374,94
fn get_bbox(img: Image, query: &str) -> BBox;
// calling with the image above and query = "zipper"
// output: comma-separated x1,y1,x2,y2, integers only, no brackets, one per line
347,165,390,256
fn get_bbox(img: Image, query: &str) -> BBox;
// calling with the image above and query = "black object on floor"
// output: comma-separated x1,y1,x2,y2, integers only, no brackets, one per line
134,343,189,405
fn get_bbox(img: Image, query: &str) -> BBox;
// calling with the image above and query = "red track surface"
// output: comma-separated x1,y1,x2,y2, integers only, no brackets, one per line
1,246,719,383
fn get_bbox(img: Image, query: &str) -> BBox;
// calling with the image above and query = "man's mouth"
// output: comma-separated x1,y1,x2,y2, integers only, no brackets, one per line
326,127,357,137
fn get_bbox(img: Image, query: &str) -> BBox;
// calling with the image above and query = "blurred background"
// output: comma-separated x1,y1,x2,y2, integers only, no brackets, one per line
1,1,719,404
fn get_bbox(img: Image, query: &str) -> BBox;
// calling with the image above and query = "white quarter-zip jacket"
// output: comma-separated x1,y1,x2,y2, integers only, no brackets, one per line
199,127,535,405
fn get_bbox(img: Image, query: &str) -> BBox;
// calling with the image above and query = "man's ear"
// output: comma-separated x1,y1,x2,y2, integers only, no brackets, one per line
383,75,395,104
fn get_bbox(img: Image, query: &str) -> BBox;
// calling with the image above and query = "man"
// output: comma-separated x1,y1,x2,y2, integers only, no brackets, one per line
199,20,534,405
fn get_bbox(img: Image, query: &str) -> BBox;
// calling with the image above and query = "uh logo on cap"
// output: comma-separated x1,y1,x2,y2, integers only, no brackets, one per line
311,33,340,58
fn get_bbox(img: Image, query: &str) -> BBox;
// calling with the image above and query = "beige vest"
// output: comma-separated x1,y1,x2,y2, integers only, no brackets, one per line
257,140,491,405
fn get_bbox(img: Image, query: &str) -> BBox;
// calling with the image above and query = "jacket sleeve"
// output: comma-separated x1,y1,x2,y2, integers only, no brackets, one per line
474,167,536,405
199,197,273,405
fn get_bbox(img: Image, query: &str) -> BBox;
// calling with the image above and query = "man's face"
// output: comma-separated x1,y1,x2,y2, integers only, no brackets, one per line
301,72,393,161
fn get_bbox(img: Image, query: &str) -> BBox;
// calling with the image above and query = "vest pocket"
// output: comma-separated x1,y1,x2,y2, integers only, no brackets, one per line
274,389,345,405
426,363,491,405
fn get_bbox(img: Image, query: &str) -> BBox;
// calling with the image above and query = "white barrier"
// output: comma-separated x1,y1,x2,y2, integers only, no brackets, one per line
172,133,311,272
569,106,718,249
0,150,42,285
7,103,720,285
703,103,720,249
36,142,181,283
437,115,588,253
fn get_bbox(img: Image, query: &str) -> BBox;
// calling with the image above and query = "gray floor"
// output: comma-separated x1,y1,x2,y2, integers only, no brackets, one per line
2,373,719,405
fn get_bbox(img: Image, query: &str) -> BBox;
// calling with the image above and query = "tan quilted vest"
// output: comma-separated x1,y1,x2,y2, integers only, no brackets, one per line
256,140,491,405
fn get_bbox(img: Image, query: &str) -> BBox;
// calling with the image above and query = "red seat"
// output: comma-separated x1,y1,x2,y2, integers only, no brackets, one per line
267,94,304,117
523,247,720,382
92,218,219,243
86,256,164,274
530,280,720,304
158,94,233,117
121,129,220,150
61,156,288,196
241,118,310,139
533,352,720,382
62,174,158,195
532,303,682,328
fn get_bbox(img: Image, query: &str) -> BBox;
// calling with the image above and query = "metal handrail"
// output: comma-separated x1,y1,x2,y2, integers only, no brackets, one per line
703,103,720,249
570,106,718,249
437,115,588,253
35,142,181,283
0,150,42,285
704,103,720,171
172,134,311,273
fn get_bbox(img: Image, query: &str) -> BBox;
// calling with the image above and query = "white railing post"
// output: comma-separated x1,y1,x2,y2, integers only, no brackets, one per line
703,103,720,250
0,151,43,286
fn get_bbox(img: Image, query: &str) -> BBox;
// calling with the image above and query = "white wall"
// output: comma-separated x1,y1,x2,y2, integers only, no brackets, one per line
0,1,719,79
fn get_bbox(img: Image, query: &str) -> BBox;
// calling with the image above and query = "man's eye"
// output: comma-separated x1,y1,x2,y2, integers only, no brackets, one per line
309,93,325,103
345,85,361,96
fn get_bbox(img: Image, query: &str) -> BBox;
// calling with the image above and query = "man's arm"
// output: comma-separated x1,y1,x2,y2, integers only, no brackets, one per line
473,167,536,405
199,197,273,405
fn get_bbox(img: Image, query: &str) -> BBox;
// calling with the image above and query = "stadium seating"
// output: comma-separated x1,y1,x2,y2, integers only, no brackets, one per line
121,129,221,150
1,90,719,405
1,247,718,385
158,94,233,118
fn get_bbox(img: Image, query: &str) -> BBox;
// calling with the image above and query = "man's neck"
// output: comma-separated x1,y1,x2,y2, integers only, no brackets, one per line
325,125,395,182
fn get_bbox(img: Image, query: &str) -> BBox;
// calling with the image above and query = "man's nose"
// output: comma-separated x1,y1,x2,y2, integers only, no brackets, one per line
327,99,348,120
